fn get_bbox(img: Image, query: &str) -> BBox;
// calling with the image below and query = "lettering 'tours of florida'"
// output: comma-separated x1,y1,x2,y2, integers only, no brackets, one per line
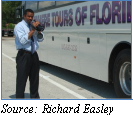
34,1,131,28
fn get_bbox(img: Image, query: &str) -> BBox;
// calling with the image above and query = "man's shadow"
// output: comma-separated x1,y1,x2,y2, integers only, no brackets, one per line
9,93,30,99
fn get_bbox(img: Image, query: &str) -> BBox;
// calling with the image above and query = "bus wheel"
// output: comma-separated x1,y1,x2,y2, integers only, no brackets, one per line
113,49,131,98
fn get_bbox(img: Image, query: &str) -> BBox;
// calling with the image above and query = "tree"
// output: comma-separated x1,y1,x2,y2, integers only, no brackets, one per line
8,23,15,29
2,1,21,28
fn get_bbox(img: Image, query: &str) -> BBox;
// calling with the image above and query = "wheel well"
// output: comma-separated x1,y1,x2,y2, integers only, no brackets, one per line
109,42,131,83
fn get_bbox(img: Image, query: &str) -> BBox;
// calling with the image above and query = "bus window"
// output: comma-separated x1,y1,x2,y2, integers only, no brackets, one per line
25,1,37,11
56,1,75,6
38,1,55,9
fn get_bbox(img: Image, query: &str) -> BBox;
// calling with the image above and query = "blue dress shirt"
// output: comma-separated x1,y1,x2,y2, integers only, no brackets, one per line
14,20,44,52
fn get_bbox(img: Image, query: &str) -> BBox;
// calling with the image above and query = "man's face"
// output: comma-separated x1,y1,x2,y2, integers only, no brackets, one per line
23,12,34,24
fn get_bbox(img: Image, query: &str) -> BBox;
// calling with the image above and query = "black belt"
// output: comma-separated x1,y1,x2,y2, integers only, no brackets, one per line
19,49,36,54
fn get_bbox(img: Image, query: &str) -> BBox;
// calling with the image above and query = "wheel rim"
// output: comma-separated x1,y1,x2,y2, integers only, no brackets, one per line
119,62,131,96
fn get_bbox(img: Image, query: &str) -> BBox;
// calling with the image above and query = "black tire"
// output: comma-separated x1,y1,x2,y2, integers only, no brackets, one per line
113,49,131,98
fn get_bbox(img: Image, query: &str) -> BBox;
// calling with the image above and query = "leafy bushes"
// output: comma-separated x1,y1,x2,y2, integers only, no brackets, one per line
8,23,15,29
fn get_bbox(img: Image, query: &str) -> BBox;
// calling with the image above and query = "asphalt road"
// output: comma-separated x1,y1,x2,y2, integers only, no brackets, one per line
2,36,117,99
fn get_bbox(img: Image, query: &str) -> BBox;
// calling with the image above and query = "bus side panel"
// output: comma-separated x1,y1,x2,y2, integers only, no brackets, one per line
61,33,80,73
79,33,100,80
38,33,48,62
99,34,108,82
47,33,62,67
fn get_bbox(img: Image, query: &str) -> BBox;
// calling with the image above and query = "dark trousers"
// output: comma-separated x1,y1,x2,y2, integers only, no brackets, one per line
16,50,40,98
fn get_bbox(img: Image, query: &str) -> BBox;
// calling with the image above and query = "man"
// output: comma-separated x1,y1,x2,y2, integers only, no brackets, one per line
14,9,44,98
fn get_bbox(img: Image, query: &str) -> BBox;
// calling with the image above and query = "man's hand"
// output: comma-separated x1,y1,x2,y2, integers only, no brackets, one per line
28,21,40,39
31,20,43,40
32,21,40,28
38,31,41,33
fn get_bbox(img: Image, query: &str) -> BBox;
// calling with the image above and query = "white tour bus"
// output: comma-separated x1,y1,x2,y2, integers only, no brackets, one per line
16,1,131,98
